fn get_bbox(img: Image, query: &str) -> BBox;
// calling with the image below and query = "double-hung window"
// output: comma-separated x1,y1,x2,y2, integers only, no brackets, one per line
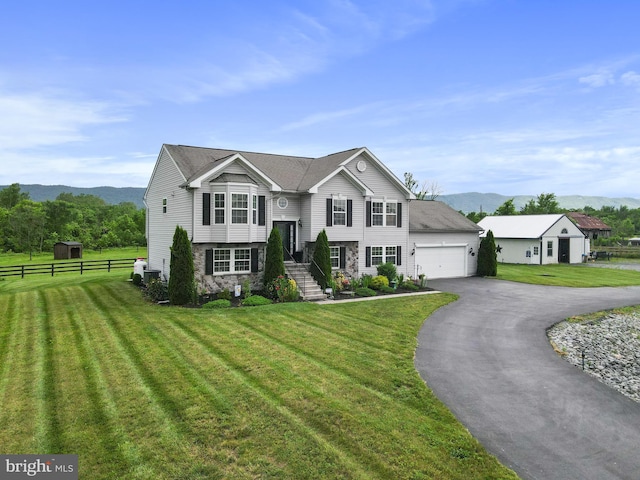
162,198,167,214
212,248,251,273
385,203,397,226
231,193,248,224
214,193,225,224
333,199,347,226
369,246,398,266
370,200,398,227
252,195,258,224
330,246,341,268
547,241,553,257
372,201,384,226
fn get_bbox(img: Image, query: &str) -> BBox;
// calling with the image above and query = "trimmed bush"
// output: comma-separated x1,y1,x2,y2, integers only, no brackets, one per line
241,295,272,306
168,225,196,305
370,275,390,290
264,227,285,290
202,299,232,309
376,262,397,284
355,287,377,297
132,273,142,286
310,229,332,289
478,229,498,277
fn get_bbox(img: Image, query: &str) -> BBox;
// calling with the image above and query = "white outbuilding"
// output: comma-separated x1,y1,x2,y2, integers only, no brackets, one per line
477,214,590,265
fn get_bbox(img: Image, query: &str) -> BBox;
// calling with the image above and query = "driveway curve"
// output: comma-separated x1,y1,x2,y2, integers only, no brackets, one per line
415,277,640,480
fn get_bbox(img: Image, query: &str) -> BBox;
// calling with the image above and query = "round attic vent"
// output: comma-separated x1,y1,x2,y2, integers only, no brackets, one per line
356,160,367,172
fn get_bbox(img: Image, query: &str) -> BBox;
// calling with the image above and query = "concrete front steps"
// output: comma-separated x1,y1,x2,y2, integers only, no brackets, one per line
285,263,327,301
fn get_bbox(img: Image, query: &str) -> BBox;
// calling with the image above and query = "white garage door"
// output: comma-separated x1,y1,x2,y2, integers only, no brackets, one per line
415,245,466,279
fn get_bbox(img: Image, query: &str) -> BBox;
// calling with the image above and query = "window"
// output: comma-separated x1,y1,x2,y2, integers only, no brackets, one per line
533,246,539,255
234,249,251,272
368,246,398,266
386,203,397,226
252,195,257,224
214,249,231,272
371,246,383,265
212,248,251,273
547,241,553,257
372,202,384,226
333,199,346,226
369,200,399,227
214,193,225,224
162,198,167,214
330,246,340,268
231,193,248,224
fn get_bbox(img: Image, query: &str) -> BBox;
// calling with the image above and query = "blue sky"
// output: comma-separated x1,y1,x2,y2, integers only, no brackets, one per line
2,1,640,198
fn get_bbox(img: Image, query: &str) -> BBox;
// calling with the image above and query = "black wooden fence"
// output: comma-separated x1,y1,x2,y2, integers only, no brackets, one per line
0,259,136,278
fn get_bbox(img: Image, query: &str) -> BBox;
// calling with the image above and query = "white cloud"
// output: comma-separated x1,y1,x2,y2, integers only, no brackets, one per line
579,71,615,88
621,70,640,87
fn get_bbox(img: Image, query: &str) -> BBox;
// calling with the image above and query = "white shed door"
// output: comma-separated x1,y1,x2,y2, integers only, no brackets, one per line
415,245,466,279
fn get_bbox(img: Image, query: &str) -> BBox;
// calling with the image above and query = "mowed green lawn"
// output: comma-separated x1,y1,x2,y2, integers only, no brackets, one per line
0,273,518,480
496,263,640,287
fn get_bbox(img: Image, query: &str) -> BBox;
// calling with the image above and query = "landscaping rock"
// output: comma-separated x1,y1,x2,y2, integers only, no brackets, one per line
547,312,640,403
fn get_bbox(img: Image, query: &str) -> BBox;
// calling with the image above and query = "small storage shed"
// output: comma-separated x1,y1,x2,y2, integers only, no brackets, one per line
54,241,83,260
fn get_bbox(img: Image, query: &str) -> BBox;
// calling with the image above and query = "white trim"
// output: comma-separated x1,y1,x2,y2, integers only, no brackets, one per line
186,153,282,191
307,166,373,195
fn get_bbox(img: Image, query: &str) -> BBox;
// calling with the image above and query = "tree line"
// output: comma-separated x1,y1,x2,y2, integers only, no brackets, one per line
0,183,145,258
464,193,640,245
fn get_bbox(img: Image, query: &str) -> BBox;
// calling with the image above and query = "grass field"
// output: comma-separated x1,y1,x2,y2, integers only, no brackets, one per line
0,272,518,479
0,246,147,267
495,263,640,287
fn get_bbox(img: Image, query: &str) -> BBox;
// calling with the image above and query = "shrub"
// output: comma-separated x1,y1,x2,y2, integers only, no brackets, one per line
378,285,395,294
310,229,332,289
376,262,397,284
132,273,142,286
168,225,196,305
370,275,390,290
355,287,377,297
333,271,350,292
268,275,300,302
478,229,497,277
360,274,373,289
241,295,272,306
242,279,252,299
144,278,169,302
399,280,419,291
202,299,231,309
264,227,285,289
217,288,231,301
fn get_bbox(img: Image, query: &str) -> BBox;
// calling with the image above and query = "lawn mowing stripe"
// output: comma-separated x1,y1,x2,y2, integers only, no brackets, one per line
0,294,17,403
34,289,63,453
0,292,41,452
171,317,395,480
81,284,226,479
55,286,143,479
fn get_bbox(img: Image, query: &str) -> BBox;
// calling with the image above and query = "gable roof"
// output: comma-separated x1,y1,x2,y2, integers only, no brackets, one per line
477,214,568,238
566,212,611,231
161,144,412,197
409,200,482,233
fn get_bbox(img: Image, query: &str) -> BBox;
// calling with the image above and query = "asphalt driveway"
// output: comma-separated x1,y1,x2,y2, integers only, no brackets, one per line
415,277,640,480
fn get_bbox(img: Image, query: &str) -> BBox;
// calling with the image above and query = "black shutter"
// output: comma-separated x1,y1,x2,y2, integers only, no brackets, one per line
251,248,259,272
366,201,372,227
326,198,333,226
396,245,402,266
347,200,353,227
339,246,346,269
205,249,213,275
365,246,371,267
258,196,266,226
203,193,211,226
397,202,402,228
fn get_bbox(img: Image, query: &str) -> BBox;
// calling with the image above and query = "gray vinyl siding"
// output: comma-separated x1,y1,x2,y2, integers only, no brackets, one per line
299,194,312,244
145,147,192,280
313,175,364,242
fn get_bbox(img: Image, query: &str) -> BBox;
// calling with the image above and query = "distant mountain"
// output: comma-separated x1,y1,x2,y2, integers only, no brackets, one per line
4,184,639,214
1,184,146,208
438,192,640,214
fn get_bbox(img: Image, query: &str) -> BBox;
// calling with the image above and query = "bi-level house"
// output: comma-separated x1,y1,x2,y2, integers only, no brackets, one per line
144,144,480,297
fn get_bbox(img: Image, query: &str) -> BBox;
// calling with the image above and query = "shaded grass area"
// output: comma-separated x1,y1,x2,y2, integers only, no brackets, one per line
0,274,518,479
495,263,640,287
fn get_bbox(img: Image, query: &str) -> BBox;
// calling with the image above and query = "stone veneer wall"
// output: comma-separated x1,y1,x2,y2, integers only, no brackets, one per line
192,244,265,295
304,241,359,282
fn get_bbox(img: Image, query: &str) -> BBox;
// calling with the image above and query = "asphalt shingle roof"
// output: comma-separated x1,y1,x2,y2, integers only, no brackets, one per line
409,200,482,233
